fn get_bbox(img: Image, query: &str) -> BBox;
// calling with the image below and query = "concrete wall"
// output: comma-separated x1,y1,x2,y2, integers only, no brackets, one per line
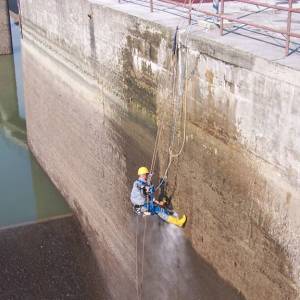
20,0,300,299
0,0,12,54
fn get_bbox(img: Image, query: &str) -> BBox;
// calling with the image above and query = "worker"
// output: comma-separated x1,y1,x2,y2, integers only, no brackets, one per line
130,166,187,227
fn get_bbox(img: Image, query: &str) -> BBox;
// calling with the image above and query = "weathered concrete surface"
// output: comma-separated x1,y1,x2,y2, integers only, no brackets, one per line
21,37,245,300
20,0,300,299
0,216,107,299
0,0,12,54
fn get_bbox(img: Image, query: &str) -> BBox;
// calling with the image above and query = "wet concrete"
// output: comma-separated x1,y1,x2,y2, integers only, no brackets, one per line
134,215,245,300
0,216,106,299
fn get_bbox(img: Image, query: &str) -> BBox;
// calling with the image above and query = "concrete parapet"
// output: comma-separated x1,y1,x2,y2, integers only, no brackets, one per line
19,0,300,299
0,0,12,55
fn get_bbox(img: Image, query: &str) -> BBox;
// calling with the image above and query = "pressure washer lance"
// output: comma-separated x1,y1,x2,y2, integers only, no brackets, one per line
145,175,168,210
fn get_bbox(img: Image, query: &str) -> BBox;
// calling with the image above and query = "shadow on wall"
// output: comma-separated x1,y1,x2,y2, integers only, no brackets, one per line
8,0,18,14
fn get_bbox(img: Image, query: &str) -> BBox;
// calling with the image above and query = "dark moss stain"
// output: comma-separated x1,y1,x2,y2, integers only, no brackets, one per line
149,43,158,62
122,48,156,117
128,23,161,60
205,69,214,86
121,25,162,120
88,11,97,62
117,23,173,195
286,192,292,205
225,78,235,93
111,120,154,183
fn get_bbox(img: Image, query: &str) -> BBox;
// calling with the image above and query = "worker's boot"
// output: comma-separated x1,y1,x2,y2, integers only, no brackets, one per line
166,214,187,227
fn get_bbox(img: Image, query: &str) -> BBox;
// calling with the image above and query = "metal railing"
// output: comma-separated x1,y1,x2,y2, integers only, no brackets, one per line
118,0,300,56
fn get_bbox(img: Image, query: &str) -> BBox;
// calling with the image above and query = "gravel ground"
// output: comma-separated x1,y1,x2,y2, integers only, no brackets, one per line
0,215,107,300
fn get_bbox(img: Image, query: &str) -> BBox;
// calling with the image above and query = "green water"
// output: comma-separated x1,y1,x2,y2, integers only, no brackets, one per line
0,20,70,228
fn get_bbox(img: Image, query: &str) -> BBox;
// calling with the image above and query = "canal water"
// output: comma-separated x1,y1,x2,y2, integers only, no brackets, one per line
0,19,70,228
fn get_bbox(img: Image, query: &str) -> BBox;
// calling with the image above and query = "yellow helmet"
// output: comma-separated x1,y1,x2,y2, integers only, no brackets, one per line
138,166,149,176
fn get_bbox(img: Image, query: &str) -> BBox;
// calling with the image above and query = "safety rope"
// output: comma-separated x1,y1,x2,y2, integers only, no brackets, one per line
149,0,189,176
154,23,193,192
150,123,163,174
135,214,149,300
136,216,140,300
149,59,177,176
136,2,197,298
139,216,147,299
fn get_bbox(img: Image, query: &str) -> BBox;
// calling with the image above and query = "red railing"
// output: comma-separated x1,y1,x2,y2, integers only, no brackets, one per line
118,0,300,56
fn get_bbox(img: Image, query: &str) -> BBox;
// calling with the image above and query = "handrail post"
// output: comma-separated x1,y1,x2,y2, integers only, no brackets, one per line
220,0,225,35
150,0,153,12
285,0,293,56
